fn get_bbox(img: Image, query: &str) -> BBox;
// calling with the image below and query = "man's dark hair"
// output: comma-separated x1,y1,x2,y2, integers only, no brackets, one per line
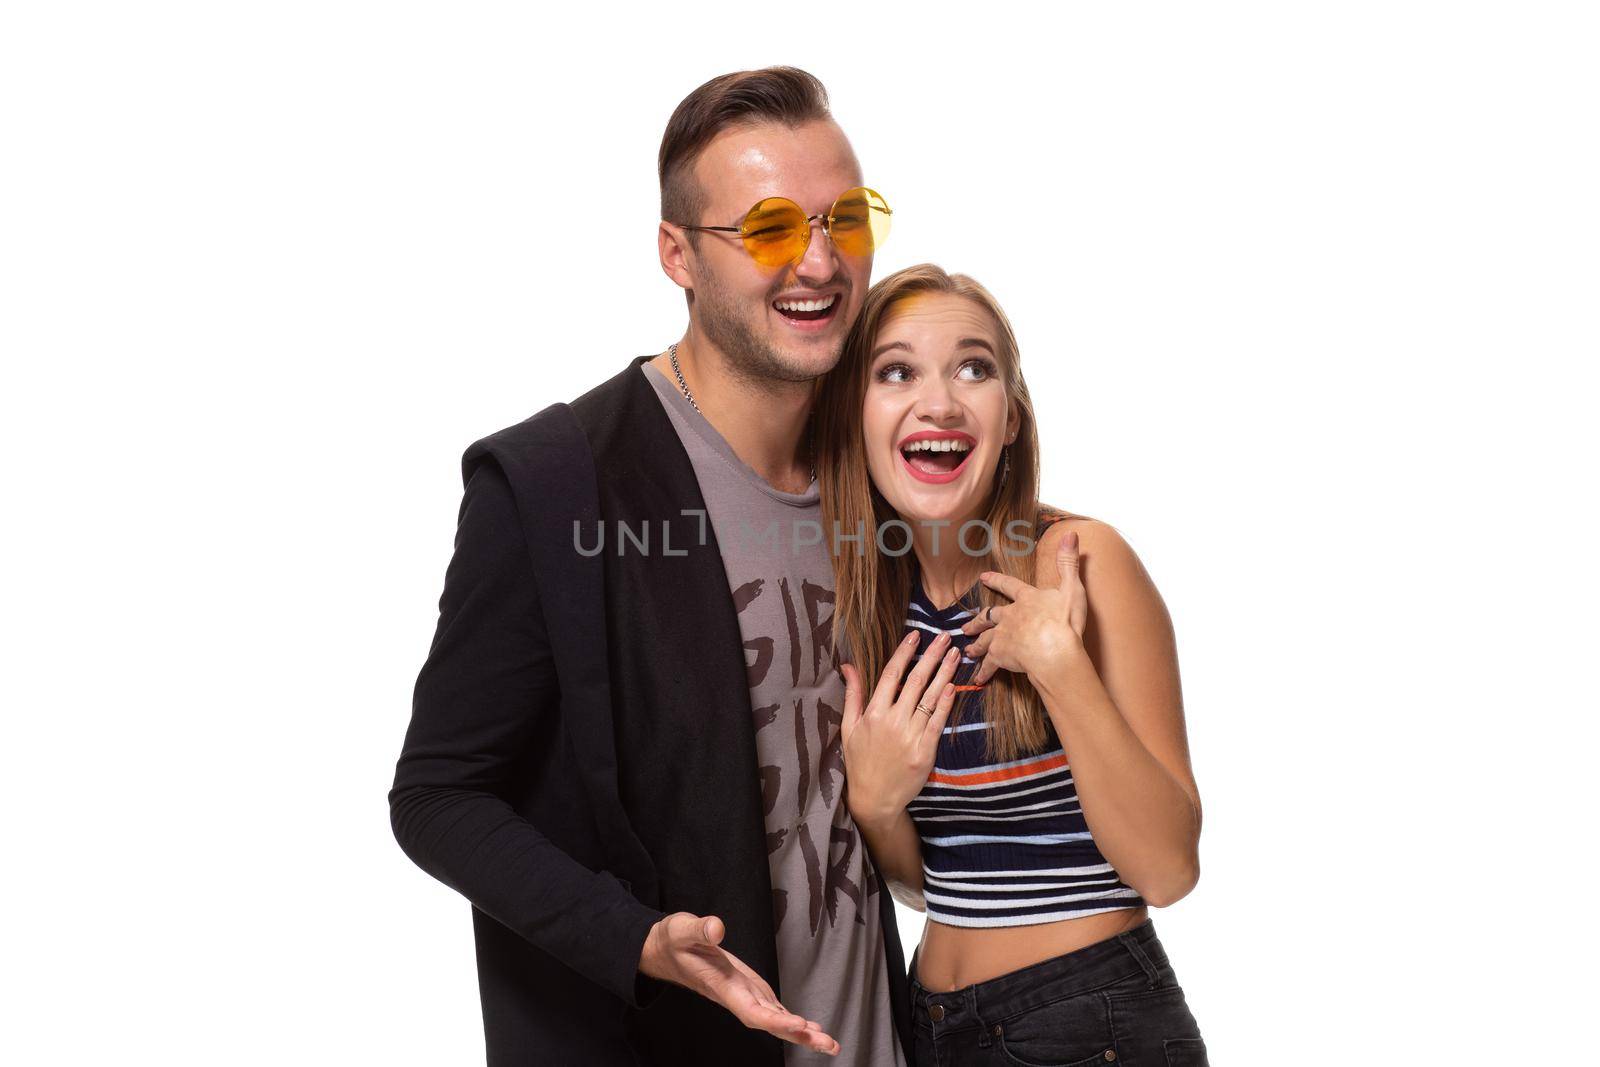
658,67,832,234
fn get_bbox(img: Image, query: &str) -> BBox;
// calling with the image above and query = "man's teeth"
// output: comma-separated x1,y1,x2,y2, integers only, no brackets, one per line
902,439,972,453
774,295,836,312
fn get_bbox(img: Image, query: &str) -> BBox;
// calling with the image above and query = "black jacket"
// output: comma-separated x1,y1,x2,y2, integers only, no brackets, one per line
390,355,913,1065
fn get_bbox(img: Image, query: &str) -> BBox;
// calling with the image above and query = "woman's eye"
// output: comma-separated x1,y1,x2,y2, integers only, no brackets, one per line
875,363,913,384
957,359,997,381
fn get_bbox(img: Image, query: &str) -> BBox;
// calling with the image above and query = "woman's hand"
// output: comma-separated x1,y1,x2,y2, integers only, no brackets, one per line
839,631,961,827
960,528,1090,686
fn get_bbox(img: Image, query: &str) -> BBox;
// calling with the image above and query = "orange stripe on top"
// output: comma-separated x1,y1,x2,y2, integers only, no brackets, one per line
926,752,1069,787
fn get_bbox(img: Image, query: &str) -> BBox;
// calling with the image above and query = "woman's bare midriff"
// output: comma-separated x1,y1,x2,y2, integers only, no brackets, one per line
913,905,1151,991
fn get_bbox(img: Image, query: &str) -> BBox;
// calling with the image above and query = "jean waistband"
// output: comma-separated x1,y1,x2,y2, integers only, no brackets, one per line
909,917,1169,1031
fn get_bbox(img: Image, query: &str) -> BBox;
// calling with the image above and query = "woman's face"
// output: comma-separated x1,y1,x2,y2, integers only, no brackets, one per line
862,292,1019,528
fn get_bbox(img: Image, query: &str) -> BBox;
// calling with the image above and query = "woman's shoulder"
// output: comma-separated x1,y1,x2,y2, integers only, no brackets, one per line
1031,505,1143,587
1034,503,1113,545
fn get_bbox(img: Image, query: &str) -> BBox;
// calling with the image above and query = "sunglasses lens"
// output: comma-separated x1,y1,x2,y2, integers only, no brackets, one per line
740,198,809,267
827,187,891,257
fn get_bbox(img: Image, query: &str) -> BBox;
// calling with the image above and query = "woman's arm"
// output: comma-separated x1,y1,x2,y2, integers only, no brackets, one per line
852,808,928,911
964,521,1203,906
838,637,961,913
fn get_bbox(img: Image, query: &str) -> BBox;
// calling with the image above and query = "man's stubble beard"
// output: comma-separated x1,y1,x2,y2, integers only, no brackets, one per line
693,262,848,386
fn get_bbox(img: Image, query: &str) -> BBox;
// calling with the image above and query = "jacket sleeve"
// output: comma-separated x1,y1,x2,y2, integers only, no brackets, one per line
389,455,666,1006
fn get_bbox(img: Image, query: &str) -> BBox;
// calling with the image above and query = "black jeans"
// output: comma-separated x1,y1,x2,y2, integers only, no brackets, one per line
908,918,1209,1067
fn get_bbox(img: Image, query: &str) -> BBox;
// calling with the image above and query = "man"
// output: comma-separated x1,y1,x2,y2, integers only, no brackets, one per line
389,67,911,1065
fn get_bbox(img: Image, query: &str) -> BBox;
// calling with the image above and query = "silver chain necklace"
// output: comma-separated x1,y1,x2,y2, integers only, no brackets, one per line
667,342,816,487
667,342,701,414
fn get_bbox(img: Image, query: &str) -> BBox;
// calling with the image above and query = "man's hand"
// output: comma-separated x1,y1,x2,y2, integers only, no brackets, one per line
638,912,839,1056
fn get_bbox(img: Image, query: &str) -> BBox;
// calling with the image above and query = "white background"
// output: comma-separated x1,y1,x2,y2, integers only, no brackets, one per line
4,2,1596,1063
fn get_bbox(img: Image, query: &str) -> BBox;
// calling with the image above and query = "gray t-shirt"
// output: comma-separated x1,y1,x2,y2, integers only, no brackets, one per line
644,364,905,1067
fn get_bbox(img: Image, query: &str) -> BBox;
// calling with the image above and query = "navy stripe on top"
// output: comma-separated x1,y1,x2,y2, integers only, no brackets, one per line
904,566,1145,928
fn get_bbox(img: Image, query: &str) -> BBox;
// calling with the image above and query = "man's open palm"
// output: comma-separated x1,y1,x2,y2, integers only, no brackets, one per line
640,912,839,1056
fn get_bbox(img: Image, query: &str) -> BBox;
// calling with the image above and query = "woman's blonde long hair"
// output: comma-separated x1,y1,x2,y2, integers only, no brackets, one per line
816,264,1073,762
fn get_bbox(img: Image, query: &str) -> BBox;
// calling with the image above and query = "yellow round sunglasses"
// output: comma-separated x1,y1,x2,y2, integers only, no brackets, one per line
671,186,892,267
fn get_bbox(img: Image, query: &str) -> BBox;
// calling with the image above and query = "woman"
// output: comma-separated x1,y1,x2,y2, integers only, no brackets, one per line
816,264,1210,1066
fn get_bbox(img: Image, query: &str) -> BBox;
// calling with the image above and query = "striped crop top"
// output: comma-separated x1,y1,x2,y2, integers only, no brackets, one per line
903,554,1146,928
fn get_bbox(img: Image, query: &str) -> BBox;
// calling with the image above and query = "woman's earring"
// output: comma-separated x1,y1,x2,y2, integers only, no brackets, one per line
998,445,1011,490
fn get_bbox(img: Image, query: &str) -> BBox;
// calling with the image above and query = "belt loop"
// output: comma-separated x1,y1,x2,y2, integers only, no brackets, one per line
1117,930,1161,987
970,989,992,1048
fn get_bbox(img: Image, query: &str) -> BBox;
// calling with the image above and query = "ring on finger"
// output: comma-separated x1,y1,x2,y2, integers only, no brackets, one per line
984,605,995,623
914,703,934,716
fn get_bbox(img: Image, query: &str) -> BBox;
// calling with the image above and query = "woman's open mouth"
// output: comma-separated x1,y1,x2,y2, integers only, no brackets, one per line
772,293,839,332
898,431,976,484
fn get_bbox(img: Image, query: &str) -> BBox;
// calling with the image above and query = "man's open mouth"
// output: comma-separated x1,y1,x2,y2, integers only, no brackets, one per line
772,293,839,328
899,431,976,484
